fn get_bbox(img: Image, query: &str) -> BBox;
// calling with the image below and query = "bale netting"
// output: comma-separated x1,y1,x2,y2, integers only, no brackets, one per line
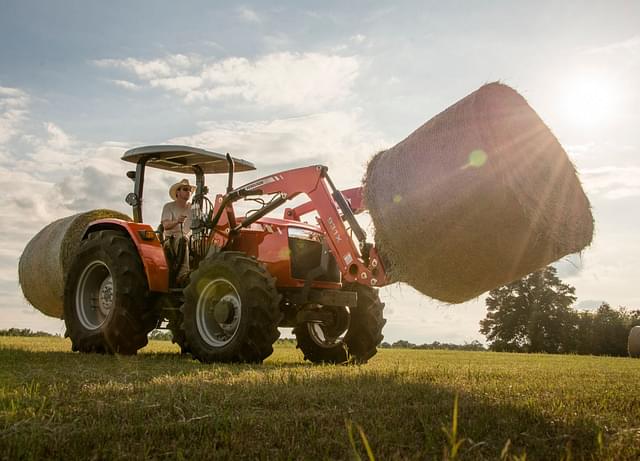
18,209,131,318
629,326,640,358
364,82,593,303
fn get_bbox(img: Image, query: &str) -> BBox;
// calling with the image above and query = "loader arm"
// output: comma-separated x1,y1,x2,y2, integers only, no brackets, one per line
284,186,366,220
211,165,387,287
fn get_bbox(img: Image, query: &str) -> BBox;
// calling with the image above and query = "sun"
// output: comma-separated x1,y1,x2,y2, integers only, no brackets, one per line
560,73,618,127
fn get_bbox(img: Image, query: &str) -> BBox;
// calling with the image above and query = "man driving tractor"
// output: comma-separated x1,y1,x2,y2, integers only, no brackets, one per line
161,178,195,286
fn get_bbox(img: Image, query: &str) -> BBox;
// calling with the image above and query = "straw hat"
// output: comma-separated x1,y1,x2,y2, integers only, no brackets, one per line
169,179,196,200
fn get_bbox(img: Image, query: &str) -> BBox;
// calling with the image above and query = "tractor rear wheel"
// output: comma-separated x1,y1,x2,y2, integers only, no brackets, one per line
63,230,157,354
294,283,386,364
182,252,281,363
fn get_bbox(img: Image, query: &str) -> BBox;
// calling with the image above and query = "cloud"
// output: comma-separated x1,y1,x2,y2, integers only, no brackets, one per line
583,35,640,58
150,75,203,94
94,52,360,112
581,166,640,199
110,79,140,90
575,299,606,311
45,122,71,150
262,33,292,51
0,86,30,144
93,54,197,80
0,104,135,260
553,253,585,279
169,110,389,185
54,165,127,211
565,142,597,157
237,6,262,24
7,122,80,178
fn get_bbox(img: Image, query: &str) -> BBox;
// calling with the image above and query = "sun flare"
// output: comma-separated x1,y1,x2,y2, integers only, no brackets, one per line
560,73,618,126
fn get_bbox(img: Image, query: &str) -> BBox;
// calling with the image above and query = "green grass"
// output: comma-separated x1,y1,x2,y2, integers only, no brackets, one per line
1,337,639,460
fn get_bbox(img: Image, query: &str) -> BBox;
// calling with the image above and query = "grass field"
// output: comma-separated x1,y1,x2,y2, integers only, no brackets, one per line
1,337,639,460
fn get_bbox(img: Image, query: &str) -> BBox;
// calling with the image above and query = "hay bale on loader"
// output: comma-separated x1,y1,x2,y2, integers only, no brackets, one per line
629,326,640,358
18,209,131,318
364,82,593,303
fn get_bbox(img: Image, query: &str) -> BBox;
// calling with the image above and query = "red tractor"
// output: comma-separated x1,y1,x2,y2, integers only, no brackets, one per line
63,145,388,364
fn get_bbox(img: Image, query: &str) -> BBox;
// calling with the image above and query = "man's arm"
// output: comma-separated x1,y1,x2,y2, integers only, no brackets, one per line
161,203,185,231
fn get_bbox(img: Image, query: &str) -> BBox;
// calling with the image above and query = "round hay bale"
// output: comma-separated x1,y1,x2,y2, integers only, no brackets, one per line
364,82,593,303
629,326,640,358
18,209,131,318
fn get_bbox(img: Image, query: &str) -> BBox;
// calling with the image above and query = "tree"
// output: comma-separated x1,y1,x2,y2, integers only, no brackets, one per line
575,304,640,356
479,266,577,353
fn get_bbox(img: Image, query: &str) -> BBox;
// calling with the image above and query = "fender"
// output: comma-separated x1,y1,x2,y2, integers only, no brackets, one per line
83,218,169,293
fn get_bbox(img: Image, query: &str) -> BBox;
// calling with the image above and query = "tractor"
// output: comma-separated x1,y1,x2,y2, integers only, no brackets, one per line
63,145,388,364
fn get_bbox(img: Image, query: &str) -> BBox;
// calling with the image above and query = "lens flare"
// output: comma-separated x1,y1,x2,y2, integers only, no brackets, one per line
462,149,488,169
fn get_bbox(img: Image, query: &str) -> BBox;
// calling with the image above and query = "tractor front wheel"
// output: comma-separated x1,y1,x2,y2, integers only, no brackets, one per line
343,283,386,363
63,230,157,354
293,305,350,363
294,284,386,364
182,252,281,363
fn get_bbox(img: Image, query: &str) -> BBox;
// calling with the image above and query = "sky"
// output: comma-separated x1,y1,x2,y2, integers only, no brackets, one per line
1,1,639,344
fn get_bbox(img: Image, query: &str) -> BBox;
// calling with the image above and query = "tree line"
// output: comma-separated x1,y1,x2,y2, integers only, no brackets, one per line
0,328,58,337
379,340,485,351
480,266,640,356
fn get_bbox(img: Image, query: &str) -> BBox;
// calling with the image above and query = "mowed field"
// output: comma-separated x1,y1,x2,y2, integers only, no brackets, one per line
1,337,639,460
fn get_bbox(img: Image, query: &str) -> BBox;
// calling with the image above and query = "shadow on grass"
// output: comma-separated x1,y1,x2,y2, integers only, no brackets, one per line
1,347,630,460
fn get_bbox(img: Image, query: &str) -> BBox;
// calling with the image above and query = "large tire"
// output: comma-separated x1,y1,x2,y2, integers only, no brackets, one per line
293,305,350,364
344,283,386,363
182,252,281,363
63,230,157,354
169,323,191,354
294,283,386,364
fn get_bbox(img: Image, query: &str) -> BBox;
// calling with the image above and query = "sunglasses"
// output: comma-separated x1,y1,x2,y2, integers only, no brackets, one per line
178,187,192,192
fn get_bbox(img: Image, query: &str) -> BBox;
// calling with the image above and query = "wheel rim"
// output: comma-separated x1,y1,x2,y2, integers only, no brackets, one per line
307,306,350,349
75,260,113,330
196,278,242,347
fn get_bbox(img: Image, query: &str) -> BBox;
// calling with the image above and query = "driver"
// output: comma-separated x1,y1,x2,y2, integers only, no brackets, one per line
162,179,195,285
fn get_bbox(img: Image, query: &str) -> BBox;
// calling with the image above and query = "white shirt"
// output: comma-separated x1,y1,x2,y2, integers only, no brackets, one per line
161,201,192,238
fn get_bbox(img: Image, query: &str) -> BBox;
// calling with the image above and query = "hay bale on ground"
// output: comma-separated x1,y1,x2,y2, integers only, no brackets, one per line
18,209,131,318
364,82,593,303
629,326,640,358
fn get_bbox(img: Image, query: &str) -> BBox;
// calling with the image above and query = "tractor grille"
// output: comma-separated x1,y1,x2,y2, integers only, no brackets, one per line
288,228,340,283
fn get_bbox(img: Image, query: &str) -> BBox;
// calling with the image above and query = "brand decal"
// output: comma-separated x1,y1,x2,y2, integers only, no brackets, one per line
244,175,283,191
327,216,342,242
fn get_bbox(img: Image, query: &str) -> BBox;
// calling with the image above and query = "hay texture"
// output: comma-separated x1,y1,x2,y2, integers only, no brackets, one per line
18,209,131,318
364,82,593,303
629,326,640,358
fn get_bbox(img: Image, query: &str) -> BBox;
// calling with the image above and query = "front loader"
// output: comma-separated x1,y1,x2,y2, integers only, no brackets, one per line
63,145,388,364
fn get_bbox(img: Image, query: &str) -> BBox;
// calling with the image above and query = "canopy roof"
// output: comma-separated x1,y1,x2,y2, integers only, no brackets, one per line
122,145,256,174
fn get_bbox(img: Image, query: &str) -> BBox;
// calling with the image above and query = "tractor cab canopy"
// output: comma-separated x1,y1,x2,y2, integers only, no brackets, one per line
122,145,255,223
122,145,255,174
